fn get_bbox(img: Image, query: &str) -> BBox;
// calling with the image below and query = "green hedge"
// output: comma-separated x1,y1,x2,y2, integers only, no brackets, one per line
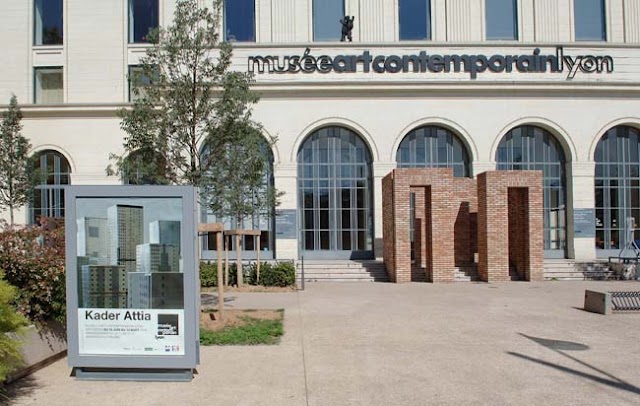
199,261,296,288
253,262,295,287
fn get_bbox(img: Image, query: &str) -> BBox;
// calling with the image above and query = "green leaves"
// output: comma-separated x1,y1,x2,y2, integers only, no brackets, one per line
0,219,66,324
0,95,33,226
109,0,281,225
0,270,28,382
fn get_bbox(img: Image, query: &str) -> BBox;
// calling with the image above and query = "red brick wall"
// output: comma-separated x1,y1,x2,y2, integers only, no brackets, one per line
411,186,428,282
508,188,529,280
382,173,397,282
382,169,543,283
382,169,456,283
453,178,477,267
478,171,543,282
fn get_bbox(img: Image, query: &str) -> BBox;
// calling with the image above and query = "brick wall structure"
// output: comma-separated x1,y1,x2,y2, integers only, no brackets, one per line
477,171,544,282
382,169,543,283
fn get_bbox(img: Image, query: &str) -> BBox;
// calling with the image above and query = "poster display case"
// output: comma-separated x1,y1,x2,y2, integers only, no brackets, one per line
65,186,199,381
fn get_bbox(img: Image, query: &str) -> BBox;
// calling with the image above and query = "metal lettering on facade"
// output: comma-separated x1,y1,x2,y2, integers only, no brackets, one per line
248,47,614,80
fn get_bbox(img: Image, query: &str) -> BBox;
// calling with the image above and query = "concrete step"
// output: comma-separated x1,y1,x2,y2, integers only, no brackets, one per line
301,277,382,282
543,259,614,280
544,271,618,281
299,262,385,269
454,265,479,282
296,260,389,282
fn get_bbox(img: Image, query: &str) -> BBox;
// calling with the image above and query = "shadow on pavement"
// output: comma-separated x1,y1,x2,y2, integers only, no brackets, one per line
507,351,640,396
519,333,590,351
509,332,640,396
200,293,236,307
1,375,40,405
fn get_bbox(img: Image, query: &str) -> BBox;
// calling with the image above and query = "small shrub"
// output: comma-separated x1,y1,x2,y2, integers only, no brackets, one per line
246,261,274,285
201,261,253,287
226,263,254,286
201,260,295,288
199,262,218,288
260,262,296,287
0,271,29,382
0,218,66,323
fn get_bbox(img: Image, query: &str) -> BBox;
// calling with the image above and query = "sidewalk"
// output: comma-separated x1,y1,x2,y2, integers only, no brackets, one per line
6,281,640,406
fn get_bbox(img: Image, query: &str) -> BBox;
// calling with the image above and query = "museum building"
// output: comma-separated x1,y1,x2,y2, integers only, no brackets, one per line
2,0,640,269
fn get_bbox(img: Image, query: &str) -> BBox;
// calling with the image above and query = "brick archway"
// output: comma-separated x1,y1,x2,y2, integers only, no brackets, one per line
382,169,543,283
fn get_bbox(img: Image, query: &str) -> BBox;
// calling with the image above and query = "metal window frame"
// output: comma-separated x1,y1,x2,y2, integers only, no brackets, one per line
496,125,568,256
595,126,640,257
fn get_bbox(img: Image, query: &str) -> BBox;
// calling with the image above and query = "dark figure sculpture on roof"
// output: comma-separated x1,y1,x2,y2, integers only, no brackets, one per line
340,16,354,42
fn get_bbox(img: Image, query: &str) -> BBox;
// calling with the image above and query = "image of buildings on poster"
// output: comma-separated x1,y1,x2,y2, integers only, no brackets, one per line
76,204,183,310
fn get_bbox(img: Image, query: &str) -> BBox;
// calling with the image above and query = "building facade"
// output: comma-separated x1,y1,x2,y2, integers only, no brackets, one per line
2,0,640,263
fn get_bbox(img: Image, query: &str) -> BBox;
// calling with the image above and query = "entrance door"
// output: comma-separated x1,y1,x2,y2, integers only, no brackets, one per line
298,126,374,259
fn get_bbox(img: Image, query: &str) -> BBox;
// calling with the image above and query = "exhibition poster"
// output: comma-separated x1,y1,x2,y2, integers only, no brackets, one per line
77,308,185,356
75,197,185,357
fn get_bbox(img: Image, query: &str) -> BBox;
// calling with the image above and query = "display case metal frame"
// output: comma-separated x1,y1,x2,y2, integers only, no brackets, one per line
64,185,199,381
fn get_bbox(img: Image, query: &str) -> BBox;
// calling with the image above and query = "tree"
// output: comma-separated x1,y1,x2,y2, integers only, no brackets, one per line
108,0,280,314
201,77,282,228
109,0,235,186
0,96,32,226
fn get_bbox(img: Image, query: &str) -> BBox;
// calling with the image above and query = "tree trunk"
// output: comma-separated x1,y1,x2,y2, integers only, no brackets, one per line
236,234,243,287
216,232,224,320
256,235,261,283
224,235,229,286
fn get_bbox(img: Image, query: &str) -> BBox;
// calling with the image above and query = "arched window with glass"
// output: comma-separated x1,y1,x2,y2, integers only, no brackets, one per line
199,136,276,259
396,125,471,177
496,125,568,257
298,126,374,259
31,150,71,223
594,125,640,254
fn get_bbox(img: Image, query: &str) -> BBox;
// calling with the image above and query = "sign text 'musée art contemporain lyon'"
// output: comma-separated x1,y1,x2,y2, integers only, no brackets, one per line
248,47,613,79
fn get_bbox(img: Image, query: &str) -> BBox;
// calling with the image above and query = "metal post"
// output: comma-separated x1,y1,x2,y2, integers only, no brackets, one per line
301,256,305,291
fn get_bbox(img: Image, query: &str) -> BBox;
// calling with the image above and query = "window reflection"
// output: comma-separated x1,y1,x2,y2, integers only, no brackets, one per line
225,0,255,42
496,126,567,254
574,0,606,41
594,126,640,253
297,126,373,258
399,0,431,40
129,0,159,43
34,0,63,45
396,125,470,177
31,150,71,224
486,0,518,40
313,0,344,41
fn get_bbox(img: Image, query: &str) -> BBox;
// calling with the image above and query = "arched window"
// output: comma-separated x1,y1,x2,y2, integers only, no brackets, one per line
31,150,71,223
496,125,567,257
396,125,471,177
200,135,276,259
594,125,640,253
298,126,374,259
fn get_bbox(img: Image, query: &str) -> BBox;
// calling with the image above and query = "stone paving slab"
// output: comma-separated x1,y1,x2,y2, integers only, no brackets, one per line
6,281,640,406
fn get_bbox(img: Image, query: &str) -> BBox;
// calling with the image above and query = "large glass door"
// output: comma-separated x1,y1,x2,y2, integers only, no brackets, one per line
595,125,640,257
298,126,374,259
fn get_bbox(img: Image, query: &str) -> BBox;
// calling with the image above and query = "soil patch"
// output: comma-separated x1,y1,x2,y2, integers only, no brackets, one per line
200,309,283,331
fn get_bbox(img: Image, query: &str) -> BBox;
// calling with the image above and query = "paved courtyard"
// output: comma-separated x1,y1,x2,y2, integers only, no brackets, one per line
6,281,640,406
